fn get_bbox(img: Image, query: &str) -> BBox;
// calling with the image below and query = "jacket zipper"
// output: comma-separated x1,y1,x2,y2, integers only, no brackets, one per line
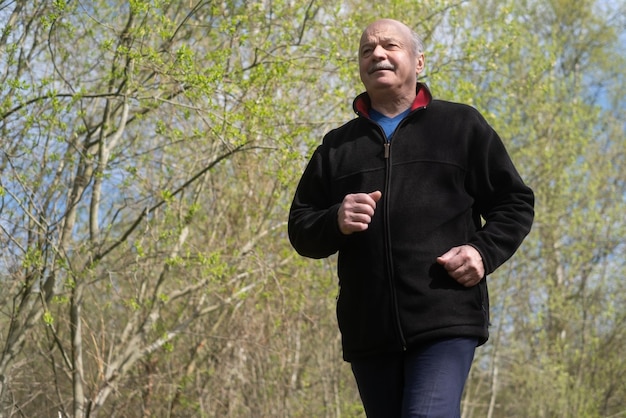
362,106,427,352
381,132,407,352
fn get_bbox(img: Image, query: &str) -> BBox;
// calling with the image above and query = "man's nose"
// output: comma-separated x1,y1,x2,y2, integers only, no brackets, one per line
371,45,387,59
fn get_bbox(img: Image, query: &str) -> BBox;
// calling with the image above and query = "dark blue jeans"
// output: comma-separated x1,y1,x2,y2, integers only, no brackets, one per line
350,337,477,418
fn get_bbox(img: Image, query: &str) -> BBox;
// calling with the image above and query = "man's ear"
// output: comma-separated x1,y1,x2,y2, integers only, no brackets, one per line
416,53,425,76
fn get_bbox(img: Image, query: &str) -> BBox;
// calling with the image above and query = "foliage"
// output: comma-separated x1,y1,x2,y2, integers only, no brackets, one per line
0,0,624,417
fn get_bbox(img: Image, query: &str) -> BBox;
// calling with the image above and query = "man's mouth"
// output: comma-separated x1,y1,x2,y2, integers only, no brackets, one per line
368,64,395,74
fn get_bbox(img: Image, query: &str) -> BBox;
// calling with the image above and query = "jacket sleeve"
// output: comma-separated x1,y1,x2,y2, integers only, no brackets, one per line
466,112,535,274
288,145,347,259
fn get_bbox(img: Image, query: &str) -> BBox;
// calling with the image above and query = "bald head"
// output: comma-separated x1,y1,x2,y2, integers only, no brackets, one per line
360,19,423,57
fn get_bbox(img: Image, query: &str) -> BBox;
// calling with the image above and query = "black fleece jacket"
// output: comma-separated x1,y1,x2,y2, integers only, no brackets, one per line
288,84,534,361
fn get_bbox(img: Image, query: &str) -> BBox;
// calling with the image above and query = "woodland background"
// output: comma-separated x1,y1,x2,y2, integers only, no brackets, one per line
1,0,625,417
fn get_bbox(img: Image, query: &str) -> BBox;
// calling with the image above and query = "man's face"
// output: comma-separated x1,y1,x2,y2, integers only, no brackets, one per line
358,20,424,96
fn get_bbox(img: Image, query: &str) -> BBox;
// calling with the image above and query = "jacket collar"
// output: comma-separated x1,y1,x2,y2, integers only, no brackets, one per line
353,82,432,118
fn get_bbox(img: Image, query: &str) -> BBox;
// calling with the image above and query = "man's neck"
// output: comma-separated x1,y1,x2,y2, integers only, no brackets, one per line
369,90,416,118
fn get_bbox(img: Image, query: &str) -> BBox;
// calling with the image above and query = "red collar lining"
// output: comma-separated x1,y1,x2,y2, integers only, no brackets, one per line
354,83,431,117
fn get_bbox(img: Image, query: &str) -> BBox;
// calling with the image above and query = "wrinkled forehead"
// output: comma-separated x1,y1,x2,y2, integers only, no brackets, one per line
360,20,410,46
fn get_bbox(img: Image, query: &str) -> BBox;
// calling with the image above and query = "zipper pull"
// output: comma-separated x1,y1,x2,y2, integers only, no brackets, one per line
384,142,390,159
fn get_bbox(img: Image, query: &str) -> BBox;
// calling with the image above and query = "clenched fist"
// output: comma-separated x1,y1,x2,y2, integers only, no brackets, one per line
337,191,382,235
436,245,485,287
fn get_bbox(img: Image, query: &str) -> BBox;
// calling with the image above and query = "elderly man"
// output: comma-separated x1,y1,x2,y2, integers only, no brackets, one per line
288,18,534,417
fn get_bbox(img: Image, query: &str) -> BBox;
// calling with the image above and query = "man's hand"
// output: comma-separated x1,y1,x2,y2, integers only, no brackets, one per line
436,245,485,287
338,191,382,235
